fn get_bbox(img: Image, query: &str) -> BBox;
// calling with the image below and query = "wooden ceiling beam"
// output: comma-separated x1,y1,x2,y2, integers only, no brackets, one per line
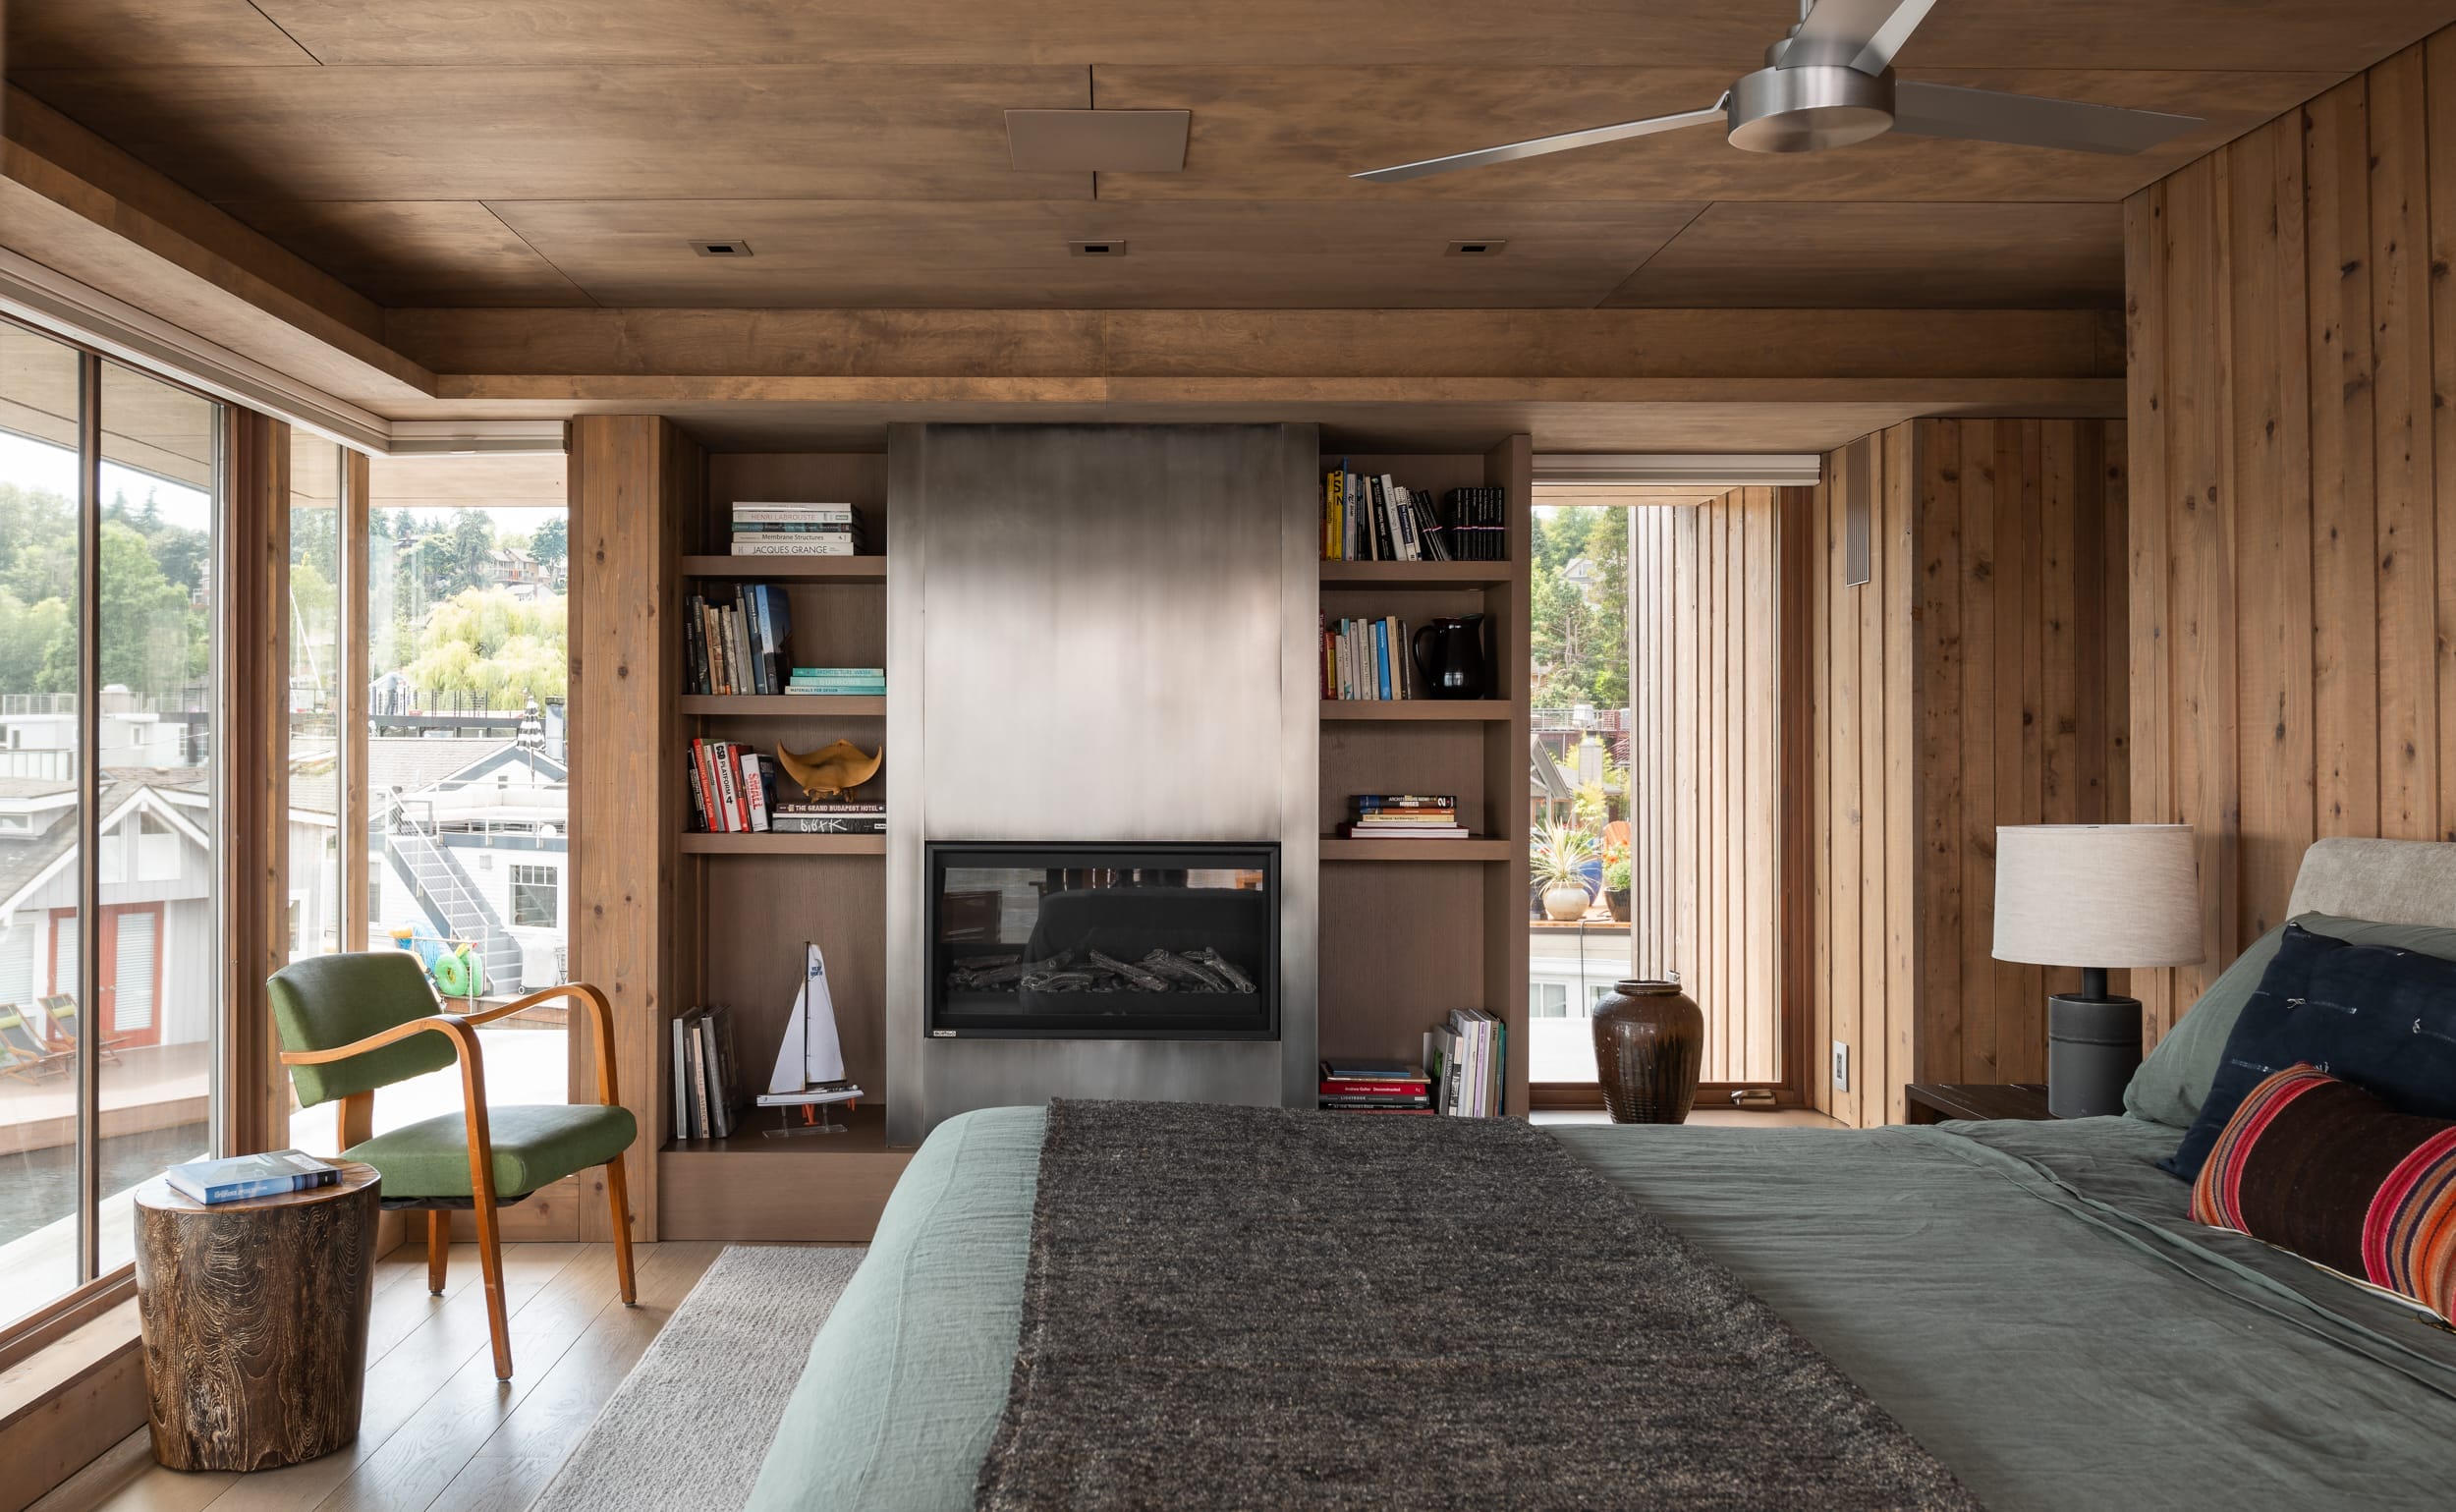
389,307,2122,384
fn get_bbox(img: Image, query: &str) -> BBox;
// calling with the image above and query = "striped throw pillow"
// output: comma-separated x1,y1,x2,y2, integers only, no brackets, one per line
2192,1063,2456,1321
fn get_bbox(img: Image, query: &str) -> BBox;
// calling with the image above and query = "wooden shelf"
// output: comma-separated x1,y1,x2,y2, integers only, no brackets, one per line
681,554,883,582
680,831,884,856
659,1100,910,1242
1319,560,1511,589
1321,700,1511,721
1321,836,1510,862
680,695,884,716
665,1098,890,1154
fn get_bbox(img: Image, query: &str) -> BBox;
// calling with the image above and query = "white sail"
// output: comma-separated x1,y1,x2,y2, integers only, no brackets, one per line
802,941,845,1085
765,980,807,1095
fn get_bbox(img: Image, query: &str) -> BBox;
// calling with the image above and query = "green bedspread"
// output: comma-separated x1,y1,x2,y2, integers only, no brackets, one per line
747,1107,2456,1511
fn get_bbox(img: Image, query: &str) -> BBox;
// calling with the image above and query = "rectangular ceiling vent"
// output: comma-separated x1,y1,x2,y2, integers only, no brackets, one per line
1007,109,1191,172
690,239,753,257
1445,239,1508,256
1069,240,1128,257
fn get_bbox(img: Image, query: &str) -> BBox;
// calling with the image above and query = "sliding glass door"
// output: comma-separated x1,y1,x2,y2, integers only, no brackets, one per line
0,316,224,1330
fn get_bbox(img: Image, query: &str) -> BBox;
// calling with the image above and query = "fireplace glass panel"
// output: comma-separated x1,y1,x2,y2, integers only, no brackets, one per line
927,843,1277,1038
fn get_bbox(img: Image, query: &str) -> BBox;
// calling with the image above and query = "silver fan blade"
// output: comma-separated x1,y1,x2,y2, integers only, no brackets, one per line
1890,81,2203,155
1780,0,1939,73
1351,100,1726,183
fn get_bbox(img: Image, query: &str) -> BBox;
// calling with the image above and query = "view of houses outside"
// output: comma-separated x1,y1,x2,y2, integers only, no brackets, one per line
0,349,224,1324
1527,505,1631,1084
291,453,572,1153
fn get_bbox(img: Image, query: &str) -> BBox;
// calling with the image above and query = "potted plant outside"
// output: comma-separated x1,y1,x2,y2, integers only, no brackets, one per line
1603,857,1632,923
1532,823,1598,922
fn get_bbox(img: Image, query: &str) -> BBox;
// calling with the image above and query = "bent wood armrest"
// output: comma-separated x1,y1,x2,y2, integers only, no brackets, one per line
278,1013,484,1067
471,982,622,1107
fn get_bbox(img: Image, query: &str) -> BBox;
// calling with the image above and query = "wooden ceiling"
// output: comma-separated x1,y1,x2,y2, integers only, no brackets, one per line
11,1,2450,314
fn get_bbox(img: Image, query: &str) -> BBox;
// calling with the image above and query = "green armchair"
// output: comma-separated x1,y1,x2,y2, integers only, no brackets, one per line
269,951,638,1379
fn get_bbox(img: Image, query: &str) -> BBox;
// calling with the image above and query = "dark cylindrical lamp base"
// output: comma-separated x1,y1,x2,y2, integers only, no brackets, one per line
2047,993,2142,1119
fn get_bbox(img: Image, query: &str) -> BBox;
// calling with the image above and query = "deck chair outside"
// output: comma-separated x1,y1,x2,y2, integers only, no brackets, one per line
269,951,638,1380
37,994,125,1063
0,1005,72,1081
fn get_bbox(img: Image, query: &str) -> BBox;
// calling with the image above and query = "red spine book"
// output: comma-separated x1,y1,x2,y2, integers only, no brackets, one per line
1318,1079,1432,1097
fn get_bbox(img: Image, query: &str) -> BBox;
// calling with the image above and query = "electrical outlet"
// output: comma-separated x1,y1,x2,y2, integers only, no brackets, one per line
1831,1041,1850,1092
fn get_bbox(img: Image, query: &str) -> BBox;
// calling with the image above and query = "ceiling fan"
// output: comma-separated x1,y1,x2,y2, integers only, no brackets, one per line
1352,0,2203,183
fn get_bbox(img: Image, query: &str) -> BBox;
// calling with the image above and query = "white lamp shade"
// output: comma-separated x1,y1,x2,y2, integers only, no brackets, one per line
1991,824,2205,968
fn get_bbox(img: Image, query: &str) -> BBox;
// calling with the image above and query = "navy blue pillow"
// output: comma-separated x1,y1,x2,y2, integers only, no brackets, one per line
2163,924,2456,1181
2160,924,2351,1180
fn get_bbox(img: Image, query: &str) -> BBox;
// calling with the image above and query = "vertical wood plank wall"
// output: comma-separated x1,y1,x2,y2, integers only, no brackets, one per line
569,415,698,1239
1808,419,2129,1124
1626,488,1783,1084
2125,26,2456,1042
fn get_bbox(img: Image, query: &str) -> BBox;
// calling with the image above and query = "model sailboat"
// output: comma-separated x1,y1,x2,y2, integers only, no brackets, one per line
755,942,863,1132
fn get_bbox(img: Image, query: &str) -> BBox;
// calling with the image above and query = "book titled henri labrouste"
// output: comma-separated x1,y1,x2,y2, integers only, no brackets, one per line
166,1149,338,1204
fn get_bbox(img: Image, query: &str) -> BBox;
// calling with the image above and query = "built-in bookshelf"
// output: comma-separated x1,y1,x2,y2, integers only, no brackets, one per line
660,452,903,1241
1313,442,1534,1114
643,435,1533,1244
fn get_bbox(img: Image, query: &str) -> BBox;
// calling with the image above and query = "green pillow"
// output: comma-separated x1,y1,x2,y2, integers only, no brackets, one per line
2125,913,2456,1129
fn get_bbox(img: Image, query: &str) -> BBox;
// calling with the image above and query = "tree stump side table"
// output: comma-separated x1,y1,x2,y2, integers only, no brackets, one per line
133,1160,381,1471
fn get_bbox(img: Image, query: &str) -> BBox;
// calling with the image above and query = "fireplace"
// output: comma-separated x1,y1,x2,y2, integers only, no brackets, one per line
927,842,1278,1039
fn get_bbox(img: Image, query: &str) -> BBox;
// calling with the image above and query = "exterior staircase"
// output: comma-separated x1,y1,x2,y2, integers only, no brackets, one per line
386,815,526,992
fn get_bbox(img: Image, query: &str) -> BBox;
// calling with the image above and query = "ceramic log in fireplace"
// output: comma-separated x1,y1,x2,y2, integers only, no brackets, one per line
926,843,1278,1039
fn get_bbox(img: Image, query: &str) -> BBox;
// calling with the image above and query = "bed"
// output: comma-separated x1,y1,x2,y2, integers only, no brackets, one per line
746,839,2456,1510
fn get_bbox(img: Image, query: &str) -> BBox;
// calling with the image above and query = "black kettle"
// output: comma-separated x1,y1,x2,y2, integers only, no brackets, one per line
1411,614,1488,700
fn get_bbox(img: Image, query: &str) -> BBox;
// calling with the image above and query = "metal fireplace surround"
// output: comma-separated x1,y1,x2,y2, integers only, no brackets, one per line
883,423,1321,1145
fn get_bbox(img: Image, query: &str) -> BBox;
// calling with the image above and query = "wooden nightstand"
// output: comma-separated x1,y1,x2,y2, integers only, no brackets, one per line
1904,1083,2054,1124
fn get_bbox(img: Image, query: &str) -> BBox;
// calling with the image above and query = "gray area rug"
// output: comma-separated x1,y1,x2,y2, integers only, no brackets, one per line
977,1099,1983,1511
533,1244,865,1512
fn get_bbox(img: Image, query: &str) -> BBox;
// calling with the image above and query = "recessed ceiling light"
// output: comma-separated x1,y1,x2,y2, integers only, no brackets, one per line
1446,240,1507,256
1069,241,1128,257
690,240,753,257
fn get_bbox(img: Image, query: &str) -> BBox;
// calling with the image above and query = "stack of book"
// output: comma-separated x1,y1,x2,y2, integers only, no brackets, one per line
672,1004,745,1139
787,666,886,697
1339,794,1466,840
687,583,792,695
1321,615,1417,700
771,801,886,835
729,503,865,557
1441,487,1509,560
687,738,776,832
1317,1059,1434,1113
166,1150,338,1204
1424,1008,1505,1116
1321,466,1456,562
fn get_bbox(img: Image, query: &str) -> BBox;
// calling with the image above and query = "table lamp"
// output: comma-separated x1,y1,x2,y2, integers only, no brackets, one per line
1992,824,2205,1118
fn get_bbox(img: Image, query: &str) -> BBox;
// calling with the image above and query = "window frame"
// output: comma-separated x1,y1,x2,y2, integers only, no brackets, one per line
0,312,230,1367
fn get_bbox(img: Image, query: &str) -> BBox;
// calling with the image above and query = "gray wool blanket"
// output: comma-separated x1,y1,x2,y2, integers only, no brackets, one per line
975,1099,1981,1511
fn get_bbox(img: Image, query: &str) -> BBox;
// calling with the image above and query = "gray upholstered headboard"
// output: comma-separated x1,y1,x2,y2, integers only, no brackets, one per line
2286,838,2456,929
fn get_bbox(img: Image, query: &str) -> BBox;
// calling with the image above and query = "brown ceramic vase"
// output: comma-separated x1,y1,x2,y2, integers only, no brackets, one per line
1591,979,1704,1124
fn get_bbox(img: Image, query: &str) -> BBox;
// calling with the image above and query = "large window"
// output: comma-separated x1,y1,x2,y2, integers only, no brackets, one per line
1528,493,1786,1092
363,454,571,1126
0,319,222,1329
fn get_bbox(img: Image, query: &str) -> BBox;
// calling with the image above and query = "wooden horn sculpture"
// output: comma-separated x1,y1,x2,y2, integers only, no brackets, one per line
776,739,883,801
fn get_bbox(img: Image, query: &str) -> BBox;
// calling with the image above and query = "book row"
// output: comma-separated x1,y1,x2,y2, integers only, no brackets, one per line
728,503,867,557
1321,614,1420,700
672,1003,747,1140
687,584,793,696
1321,469,1508,562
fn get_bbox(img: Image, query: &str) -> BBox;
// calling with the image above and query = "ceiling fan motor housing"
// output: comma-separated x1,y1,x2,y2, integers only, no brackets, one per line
1726,65,1896,153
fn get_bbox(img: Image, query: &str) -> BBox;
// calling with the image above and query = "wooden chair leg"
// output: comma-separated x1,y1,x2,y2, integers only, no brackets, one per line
471,1195,512,1380
604,1154,639,1306
426,1210,450,1294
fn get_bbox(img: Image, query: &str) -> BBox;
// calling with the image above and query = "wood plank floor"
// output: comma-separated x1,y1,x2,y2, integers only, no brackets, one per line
33,1242,722,1512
